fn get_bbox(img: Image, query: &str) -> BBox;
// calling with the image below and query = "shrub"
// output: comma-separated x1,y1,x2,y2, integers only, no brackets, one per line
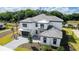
28,34,33,43
41,45,52,51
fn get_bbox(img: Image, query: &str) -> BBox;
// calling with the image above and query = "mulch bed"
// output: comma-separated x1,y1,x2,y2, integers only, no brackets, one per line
17,43,41,51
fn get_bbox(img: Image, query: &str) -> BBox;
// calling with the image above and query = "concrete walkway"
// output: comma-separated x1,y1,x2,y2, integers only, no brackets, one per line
4,36,29,49
0,45,13,51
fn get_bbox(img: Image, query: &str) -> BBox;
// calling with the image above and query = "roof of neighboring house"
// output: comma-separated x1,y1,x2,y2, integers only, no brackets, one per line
20,14,63,23
39,28,62,38
20,18,33,22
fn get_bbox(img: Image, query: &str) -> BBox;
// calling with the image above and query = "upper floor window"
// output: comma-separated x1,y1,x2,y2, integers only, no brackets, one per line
36,30,38,34
43,37,47,43
53,38,57,44
36,23,38,27
40,24,44,28
23,24,27,27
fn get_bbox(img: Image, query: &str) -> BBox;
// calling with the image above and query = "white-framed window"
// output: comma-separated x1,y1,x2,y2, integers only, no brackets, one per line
36,30,38,34
40,24,44,28
43,37,47,43
36,23,38,27
23,24,27,27
53,38,57,44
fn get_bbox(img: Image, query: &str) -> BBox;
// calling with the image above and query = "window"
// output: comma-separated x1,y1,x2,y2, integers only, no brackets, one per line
36,23,38,27
36,30,38,34
53,38,57,44
23,24,27,27
22,31,29,37
43,37,46,43
40,24,44,28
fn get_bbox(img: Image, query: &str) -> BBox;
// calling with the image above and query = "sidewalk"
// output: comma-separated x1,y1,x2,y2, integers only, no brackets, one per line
0,45,13,51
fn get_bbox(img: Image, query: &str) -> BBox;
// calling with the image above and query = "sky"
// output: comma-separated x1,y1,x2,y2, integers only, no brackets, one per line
0,7,79,14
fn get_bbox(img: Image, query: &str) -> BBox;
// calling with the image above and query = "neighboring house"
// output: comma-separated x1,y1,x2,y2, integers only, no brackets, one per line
67,21,79,28
0,23,5,29
19,14,63,47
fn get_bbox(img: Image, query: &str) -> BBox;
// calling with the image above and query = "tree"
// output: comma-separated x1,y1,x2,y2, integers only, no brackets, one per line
50,11,64,19
77,24,79,29
0,12,13,22
25,9,37,18
72,13,79,20
36,9,49,15
28,33,33,43
11,27,16,39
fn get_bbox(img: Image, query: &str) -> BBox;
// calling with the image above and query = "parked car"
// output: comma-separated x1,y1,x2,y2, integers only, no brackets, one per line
0,23,5,29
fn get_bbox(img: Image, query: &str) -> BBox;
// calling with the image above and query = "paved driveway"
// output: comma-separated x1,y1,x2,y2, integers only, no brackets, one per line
4,36,29,49
0,45,13,51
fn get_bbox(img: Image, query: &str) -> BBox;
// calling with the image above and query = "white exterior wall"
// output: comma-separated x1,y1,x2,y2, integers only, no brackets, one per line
19,21,62,31
40,36,61,47
19,22,49,35
38,23,49,29
19,23,49,30
50,22,62,30
19,23,37,30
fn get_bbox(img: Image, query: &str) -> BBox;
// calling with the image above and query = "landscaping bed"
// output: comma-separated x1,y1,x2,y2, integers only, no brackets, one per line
15,43,65,51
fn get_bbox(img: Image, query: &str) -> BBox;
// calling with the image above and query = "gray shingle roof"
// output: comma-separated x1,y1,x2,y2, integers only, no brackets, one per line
39,28,62,38
20,14,63,23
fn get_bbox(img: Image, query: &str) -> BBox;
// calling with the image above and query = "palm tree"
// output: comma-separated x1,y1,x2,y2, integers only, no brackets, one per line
77,24,79,30
28,34,33,43
11,27,15,39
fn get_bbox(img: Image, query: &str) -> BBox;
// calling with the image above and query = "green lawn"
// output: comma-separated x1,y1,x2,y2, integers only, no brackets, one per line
0,31,17,45
15,47,31,51
5,23,14,29
63,28,73,35
0,29,9,34
67,21,79,25
0,33,13,45
63,28,79,51
0,22,18,45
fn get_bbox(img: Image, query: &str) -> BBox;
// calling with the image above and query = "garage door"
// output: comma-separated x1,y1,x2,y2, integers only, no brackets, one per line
22,31,29,37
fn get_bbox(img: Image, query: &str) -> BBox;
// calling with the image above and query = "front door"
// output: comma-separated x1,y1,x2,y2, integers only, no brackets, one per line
22,31,29,37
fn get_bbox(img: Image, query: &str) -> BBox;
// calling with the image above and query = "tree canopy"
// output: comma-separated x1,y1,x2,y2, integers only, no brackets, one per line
0,9,79,22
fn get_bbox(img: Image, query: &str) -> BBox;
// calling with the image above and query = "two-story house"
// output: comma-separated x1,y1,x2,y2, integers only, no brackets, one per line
19,14,63,47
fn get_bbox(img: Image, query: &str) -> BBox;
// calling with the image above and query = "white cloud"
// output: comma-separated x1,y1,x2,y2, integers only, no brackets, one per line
0,7,79,14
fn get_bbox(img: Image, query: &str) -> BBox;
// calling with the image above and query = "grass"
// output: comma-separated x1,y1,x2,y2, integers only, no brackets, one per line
0,31,17,45
63,28,73,35
0,22,18,45
15,47,30,51
0,33,13,45
63,28,79,51
5,23,15,29
67,21,79,25
0,29,7,34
